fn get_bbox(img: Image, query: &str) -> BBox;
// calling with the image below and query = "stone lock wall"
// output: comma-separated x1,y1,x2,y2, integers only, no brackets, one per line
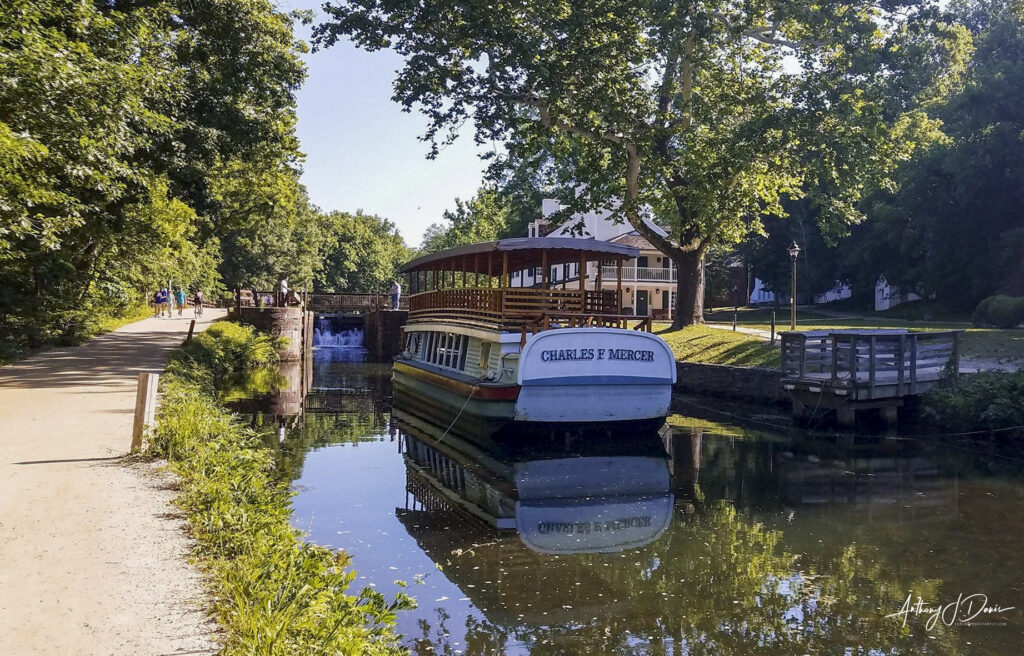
364,310,409,360
235,307,305,361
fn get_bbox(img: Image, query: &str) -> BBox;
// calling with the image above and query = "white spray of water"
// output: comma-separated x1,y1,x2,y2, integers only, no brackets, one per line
314,327,365,348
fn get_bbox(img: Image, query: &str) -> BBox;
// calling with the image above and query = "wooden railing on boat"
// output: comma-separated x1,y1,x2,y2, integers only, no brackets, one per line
407,287,653,335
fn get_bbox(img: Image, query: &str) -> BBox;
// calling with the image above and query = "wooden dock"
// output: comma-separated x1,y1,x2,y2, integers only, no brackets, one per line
780,329,962,427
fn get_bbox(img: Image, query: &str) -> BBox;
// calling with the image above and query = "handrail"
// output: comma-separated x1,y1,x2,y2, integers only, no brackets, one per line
600,266,677,282
408,287,641,334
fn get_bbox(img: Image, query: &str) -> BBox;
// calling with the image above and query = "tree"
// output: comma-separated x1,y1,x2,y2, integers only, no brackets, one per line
0,0,313,351
315,0,969,327
317,211,411,293
849,0,1024,310
740,199,848,306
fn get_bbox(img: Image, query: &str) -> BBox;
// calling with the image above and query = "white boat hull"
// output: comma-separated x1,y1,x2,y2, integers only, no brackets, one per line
514,328,676,423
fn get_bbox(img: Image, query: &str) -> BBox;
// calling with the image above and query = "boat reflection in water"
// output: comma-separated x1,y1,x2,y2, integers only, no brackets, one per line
395,409,673,555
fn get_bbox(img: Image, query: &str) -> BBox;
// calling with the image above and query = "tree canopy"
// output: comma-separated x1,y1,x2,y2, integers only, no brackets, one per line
316,0,970,325
0,1,412,356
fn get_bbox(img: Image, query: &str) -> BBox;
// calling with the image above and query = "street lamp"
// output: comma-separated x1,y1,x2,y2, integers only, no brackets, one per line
788,242,801,330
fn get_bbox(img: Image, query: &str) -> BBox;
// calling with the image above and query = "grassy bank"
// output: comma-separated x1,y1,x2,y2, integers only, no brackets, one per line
656,324,780,368
148,322,410,655
703,307,1023,362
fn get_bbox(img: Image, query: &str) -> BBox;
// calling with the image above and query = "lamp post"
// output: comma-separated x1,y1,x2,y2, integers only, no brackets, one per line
788,242,801,330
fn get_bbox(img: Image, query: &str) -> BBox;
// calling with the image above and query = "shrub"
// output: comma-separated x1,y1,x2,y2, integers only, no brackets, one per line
921,370,1024,438
172,321,284,376
971,295,1024,328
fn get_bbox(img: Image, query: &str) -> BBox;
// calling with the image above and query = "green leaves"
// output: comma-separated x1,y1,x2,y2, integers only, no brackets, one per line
316,211,411,293
0,0,315,352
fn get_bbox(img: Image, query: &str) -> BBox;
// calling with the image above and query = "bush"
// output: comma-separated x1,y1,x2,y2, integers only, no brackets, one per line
921,370,1024,438
172,321,284,376
971,295,1024,328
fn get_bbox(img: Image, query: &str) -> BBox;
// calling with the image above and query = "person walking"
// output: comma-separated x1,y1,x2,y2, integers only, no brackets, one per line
390,279,401,310
175,288,186,316
151,290,162,317
157,288,169,317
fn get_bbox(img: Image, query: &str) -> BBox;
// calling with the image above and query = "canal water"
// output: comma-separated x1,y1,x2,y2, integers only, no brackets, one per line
246,344,1024,655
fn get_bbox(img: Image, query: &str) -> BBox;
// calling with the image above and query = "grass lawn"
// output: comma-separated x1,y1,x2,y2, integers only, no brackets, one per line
656,324,780,368
701,307,1023,362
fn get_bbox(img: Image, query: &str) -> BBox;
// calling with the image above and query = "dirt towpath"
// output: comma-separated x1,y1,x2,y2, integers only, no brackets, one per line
0,312,225,655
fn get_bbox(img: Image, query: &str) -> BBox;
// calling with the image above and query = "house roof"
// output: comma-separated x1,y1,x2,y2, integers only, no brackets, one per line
609,232,657,250
399,237,639,275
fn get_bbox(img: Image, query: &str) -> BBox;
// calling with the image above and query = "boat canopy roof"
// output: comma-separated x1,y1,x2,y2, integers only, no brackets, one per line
400,237,639,275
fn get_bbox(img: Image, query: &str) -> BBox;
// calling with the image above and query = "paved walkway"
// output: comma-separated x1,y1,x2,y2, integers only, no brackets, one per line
0,311,225,655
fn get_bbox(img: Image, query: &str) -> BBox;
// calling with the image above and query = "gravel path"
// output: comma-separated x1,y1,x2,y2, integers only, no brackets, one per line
0,312,225,655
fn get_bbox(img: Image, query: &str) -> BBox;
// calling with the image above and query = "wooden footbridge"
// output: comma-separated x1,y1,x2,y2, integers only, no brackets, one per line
235,290,407,314
781,329,962,427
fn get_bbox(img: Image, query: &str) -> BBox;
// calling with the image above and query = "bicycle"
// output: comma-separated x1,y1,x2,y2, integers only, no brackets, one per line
194,301,204,318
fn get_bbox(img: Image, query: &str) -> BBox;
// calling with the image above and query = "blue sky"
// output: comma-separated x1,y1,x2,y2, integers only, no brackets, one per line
290,2,491,247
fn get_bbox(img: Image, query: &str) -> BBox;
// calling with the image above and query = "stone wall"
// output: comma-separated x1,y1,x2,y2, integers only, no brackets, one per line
235,307,306,361
364,310,409,360
674,361,786,405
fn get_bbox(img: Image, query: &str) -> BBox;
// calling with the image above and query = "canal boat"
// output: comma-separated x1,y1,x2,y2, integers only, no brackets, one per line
393,238,677,429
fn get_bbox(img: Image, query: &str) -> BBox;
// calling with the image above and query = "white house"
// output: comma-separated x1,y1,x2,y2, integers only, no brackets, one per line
518,201,679,318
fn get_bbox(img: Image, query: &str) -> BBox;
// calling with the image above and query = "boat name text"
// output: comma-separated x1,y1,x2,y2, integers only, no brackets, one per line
537,516,653,535
539,348,655,362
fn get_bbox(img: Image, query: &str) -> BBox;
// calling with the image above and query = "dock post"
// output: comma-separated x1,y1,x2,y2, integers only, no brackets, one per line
836,404,856,428
130,372,159,452
770,312,776,346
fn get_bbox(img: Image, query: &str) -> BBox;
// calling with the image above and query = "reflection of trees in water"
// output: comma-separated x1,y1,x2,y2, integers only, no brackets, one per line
263,410,391,483
405,501,959,655
386,420,966,655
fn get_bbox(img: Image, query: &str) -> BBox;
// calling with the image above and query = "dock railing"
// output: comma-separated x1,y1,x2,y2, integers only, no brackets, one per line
781,329,961,399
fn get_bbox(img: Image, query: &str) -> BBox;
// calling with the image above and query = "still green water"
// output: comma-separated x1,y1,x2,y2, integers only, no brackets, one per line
246,347,1024,655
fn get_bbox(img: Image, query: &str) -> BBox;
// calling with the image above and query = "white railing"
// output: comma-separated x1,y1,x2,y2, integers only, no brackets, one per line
600,266,677,282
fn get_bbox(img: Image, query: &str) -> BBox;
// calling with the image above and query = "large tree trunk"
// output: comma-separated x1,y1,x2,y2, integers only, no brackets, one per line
671,248,705,329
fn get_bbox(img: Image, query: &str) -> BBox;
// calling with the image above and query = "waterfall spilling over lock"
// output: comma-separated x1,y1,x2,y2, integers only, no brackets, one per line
313,315,365,348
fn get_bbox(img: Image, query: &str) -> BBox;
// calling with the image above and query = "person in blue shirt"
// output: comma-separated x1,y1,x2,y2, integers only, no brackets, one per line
175,288,186,316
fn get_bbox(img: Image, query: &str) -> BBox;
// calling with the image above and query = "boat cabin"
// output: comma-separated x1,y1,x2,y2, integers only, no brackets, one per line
399,237,653,340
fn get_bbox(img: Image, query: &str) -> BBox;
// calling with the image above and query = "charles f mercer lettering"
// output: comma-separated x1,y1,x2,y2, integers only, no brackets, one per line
539,348,655,362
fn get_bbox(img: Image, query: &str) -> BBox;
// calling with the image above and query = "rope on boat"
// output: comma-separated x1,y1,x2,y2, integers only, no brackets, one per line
432,382,480,445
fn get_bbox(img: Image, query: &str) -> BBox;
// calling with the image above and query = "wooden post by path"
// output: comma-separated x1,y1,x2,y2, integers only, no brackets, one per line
130,372,159,452
185,319,196,343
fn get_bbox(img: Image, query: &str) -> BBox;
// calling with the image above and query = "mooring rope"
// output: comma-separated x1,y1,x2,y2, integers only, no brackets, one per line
432,382,480,445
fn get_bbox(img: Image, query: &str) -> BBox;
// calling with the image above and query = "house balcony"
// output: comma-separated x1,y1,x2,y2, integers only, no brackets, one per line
600,266,677,283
